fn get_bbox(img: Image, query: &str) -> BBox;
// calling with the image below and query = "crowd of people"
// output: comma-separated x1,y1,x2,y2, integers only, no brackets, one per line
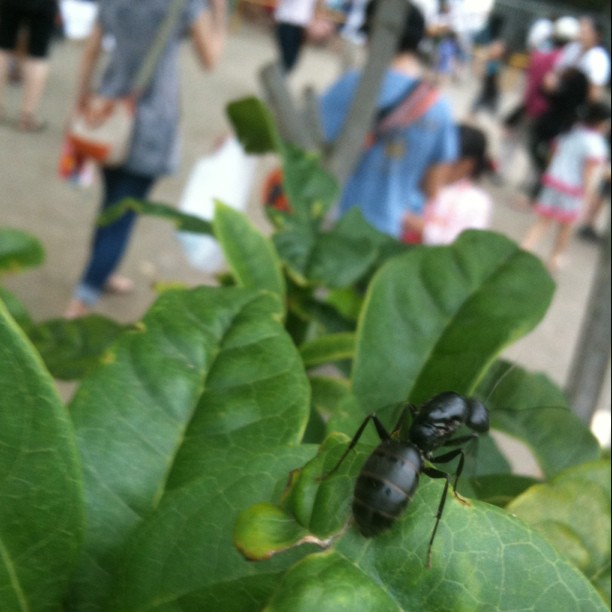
0,0,610,316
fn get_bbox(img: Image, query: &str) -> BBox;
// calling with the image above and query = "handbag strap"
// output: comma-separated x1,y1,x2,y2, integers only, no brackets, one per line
364,80,439,148
131,0,187,97
377,81,439,134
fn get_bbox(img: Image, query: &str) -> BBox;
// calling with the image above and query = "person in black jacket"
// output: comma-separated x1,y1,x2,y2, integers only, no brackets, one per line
526,65,590,199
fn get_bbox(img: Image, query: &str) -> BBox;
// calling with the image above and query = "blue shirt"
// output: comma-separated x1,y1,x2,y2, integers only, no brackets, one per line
320,70,458,238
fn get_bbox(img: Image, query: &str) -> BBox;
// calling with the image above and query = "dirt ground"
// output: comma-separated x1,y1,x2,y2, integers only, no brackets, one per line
1,20,609,451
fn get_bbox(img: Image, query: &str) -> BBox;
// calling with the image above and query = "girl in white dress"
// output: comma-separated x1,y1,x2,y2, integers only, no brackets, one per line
522,101,610,272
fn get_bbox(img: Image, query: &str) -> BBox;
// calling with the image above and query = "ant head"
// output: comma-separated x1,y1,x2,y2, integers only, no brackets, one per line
466,399,489,432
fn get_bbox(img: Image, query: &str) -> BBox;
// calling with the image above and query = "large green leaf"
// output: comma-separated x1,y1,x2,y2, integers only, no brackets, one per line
508,460,611,605
235,439,606,610
112,445,317,611
0,228,44,274
68,287,310,609
0,301,83,611
352,231,555,410
478,360,601,478
213,201,286,300
28,315,128,380
276,488,607,610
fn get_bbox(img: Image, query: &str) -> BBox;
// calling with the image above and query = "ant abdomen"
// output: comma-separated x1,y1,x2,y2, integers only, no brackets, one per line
353,440,422,537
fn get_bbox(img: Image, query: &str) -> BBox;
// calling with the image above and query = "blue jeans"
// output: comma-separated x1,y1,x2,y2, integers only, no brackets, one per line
75,167,156,305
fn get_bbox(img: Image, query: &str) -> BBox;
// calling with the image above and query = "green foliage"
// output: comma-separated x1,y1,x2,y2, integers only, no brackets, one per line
351,231,555,410
0,228,44,274
508,460,611,603
28,315,128,380
0,97,609,610
0,300,83,611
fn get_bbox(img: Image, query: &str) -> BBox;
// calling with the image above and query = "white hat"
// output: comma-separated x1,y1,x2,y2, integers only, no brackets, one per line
528,19,553,50
554,16,580,42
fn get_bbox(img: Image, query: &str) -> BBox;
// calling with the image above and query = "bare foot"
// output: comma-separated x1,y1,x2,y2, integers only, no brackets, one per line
547,254,566,275
64,299,90,319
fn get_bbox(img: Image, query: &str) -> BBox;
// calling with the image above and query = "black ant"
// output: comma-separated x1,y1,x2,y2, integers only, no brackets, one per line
325,391,489,566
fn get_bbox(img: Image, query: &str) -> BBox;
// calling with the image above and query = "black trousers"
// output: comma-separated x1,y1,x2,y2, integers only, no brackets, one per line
275,22,305,73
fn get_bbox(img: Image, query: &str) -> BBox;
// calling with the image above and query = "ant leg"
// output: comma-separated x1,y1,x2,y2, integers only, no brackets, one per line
431,448,465,493
440,434,481,480
323,414,391,478
391,403,416,435
440,433,477,448
421,466,452,568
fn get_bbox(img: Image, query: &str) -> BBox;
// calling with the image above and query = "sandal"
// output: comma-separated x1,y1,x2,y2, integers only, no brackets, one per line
17,112,47,132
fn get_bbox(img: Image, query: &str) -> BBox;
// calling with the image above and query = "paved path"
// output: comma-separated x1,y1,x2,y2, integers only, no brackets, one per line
1,20,609,449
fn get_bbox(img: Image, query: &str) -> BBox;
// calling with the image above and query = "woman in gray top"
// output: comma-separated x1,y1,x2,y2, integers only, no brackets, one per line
65,0,225,318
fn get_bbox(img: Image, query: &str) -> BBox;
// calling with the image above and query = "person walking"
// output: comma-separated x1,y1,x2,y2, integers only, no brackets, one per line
0,0,58,130
65,0,226,318
497,16,580,185
273,0,318,74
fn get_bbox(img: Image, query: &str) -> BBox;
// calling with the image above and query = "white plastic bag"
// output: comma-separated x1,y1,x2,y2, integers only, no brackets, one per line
177,136,257,273
60,0,99,40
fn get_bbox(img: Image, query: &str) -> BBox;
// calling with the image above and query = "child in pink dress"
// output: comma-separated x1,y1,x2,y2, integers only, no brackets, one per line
403,124,492,245
522,101,610,271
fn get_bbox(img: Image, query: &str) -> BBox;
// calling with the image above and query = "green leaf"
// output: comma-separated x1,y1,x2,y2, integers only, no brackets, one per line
234,503,312,561
266,551,401,611
0,228,44,274
268,479,607,610
307,233,376,289
507,460,611,604
226,96,282,154
270,146,340,282
68,287,310,609
28,315,128,380
281,144,339,221
213,201,286,301
300,332,355,368
310,376,352,421
273,221,318,285
303,376,353,444
353,231,555,410
467,474,540,506
284,433,358,537
111,445,317,611
478,360,601,477
325,286,364,321
307,209,400,288
0,301,83,611
0,286,33,330
98,197,213,234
